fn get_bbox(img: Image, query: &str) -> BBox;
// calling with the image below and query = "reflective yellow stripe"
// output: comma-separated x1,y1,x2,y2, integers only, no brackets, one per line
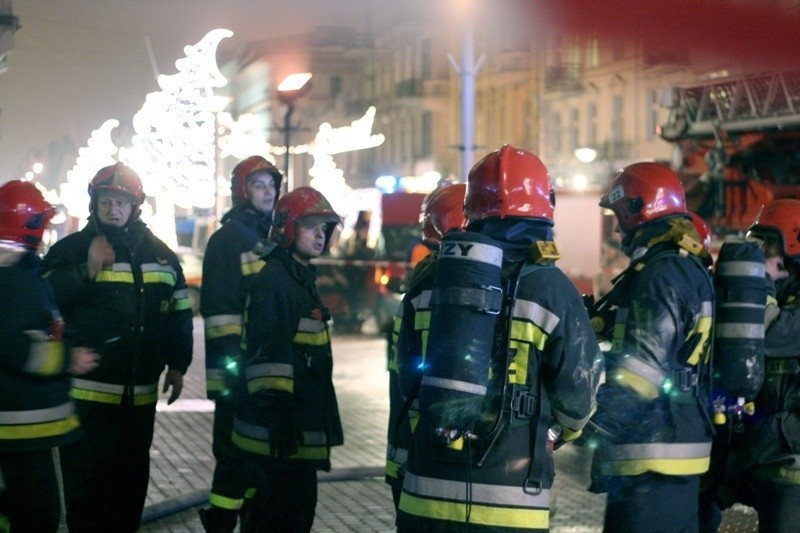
294,330,329,346
95,271,134,283
246,376,293,394
244,487,257,498
208,493,244,510
686,314,713,366
143,271,176,285
206,378,225,392
414,309,431,331
399,493,549,529
0,414,79,440
241,259,265,276
509,320,548,351
612,367,661,399
508,339,531,386
25,339,65,376
231,432,329,460
599,456,710,476
207,324,242,339
206,315,243,339
70,389,158,405
171,297,193,311
386,460,401,478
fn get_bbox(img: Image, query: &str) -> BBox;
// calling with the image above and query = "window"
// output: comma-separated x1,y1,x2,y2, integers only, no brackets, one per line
611,95,624,158
586,103,597,147
421,39,432,80
569,108,580,152
646,89,658,140
421,111,432,157
550,112,562,156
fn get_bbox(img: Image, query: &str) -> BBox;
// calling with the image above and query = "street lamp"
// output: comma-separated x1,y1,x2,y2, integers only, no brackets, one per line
277,72,312,191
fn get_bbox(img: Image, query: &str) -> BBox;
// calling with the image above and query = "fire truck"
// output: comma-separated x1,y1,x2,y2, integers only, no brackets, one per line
658,68,800,235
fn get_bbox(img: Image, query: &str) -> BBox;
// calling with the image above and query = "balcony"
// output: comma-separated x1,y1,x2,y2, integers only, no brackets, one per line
545,63,583,93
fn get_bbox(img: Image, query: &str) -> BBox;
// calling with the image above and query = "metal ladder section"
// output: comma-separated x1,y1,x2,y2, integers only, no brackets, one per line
660,69,800,139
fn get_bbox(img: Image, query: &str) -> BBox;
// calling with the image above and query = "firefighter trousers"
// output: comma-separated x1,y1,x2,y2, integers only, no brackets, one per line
243,468,317,533
60,401,156,533
0,448,61,533
209,398,258,511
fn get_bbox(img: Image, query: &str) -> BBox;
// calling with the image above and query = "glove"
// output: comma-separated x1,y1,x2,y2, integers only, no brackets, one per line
268,398,303,458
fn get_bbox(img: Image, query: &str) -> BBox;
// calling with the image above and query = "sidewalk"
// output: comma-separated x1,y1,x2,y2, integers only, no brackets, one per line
135,319,756,532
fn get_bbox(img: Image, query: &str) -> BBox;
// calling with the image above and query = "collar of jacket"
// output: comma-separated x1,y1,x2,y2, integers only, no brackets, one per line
222,204,272,237
271,246,317,287
87,216,146,250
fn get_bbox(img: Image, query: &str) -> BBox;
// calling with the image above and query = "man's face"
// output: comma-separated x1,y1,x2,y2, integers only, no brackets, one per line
292,217,328,264
96,191,134,227
246,173,277,215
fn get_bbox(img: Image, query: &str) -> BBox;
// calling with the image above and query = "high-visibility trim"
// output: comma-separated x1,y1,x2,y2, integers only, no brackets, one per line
507,339,531,386
716,260,765,278
509,320,548,352
240,251,265,276
171,296,193,312
244,488,257,498
70,379,158,405
414,310,431,331
512,299,560,335
400,473,550,529
142,266,177,285
686,304,713,366
206,368,226,392
208,493,244,510
205,314,243,339
245,362,293,380
294,317,329,345
595,441,712,476
552,407,591,430
420,376,487,396
612,367,661,399
232,420,329,460
0,415,80,440
0,401,74,425
246,377,293,394
23,338,65,376
611,308,629,351
94,262,133,283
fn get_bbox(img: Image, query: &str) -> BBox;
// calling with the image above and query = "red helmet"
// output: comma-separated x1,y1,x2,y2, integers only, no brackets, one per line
464,145,555,226
600,162,687,232
0,180,57,249
231,155,283,206
270,186,340,248
88,163,145,221
688,212,711,251
747,199,800,257
421,183,466,246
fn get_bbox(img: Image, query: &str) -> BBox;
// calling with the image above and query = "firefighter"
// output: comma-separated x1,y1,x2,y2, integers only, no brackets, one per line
43,163,193,532
587,162,715,532
198,155,283,532
706,198,800,532
231,186,344,532
396,145,602,532
0,181,98,532
385,182,466,512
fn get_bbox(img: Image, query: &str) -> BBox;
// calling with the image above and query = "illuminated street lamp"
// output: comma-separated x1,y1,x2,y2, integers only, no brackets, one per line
277,72,312,190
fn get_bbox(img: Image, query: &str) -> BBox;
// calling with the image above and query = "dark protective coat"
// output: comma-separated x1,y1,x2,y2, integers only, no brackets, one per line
395,229,602,532
0,249,79,451
590,235,715,487
232,246,344,470
201,205,271,399
43,219,193,405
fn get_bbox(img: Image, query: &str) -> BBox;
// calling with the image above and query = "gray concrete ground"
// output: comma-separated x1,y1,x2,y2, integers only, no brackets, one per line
77,318,759,531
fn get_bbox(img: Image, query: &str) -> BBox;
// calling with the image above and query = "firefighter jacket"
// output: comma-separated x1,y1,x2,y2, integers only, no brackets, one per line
0,248,80,452
731,273,800,482
201,204,271,399
232,246,344,470
589,222,715,491
43,218,193,407
385,253,436,489
396,222,602,532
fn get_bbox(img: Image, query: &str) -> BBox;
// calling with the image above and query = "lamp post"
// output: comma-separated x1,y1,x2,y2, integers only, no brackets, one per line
277,72,312,191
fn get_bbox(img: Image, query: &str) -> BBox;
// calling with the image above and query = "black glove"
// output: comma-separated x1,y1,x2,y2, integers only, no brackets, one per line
268,399,303,458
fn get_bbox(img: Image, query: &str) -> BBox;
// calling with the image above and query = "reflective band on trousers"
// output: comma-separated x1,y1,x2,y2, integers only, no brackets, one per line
0,401,73,425
403,472,550,508
716,260,765,278
594,441,712,476
420,375,487,396
204,314,243,339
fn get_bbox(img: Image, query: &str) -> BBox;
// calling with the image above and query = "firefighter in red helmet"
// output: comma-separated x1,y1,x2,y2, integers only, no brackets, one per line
198,155,283,532
44,163,193,532
0,180,98,532
395,145,601,531
232,186,343,532
587,162,715,532
702,198,800,531
385,181,466,511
